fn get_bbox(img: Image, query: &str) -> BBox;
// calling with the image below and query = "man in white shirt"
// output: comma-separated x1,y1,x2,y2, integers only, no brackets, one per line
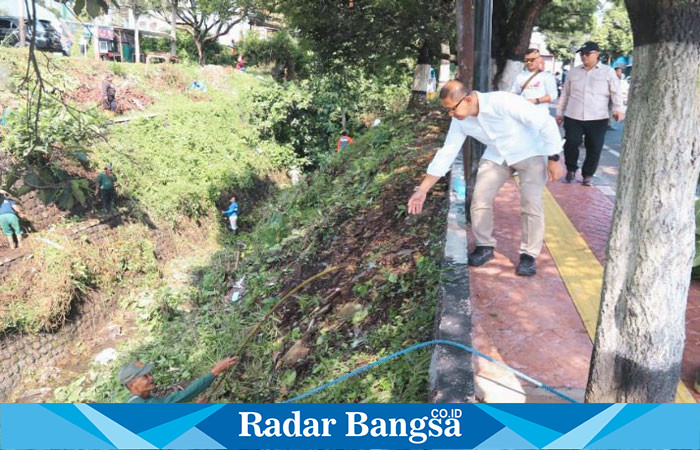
556,42,625,186
610,65,630,130
407,80,565,276
510,48,558,110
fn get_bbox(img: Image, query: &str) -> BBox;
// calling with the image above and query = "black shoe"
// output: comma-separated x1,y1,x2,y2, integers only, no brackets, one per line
516,254,536,276
565,171,575,183
582,176,593,186
468,246,494,266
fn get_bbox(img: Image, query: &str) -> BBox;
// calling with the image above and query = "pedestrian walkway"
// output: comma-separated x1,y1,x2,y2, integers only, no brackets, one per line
470,177,700,403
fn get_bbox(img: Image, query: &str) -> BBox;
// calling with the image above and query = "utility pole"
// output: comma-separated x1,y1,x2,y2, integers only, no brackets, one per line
465,0,493,221
455,0,474,88
457,0,492,221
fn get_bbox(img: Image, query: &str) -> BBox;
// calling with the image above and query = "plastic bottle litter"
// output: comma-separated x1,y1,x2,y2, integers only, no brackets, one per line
230,276,246,302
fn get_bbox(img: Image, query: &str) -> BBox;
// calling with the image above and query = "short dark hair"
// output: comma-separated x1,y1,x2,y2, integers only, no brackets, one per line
439,80,469,103
525,48,540,56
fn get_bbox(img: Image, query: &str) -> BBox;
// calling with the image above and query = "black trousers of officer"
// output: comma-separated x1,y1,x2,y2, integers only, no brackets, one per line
563,117,608,178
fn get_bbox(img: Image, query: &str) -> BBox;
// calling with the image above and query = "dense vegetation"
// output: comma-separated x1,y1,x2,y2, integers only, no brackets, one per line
54,110,448,403
1,34,449,404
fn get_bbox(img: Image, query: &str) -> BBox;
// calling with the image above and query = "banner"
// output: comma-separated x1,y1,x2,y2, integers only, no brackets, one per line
1,403,699,449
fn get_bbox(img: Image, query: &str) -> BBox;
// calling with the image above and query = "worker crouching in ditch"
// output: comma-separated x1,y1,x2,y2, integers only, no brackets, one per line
120,357,238,403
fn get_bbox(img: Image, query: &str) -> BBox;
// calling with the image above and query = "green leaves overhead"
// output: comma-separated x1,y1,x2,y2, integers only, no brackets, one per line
275,0,455,73
62,0,111,17
536,0,599,63
591,2,633,60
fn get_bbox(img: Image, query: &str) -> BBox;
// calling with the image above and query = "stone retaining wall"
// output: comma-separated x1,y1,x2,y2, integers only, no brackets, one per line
0,214,123,401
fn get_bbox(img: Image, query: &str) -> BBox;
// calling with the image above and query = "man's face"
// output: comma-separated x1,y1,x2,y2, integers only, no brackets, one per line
127,374,155,397
615,68,623,78
523,52,540,72
580,50,599,66
442,93,471,120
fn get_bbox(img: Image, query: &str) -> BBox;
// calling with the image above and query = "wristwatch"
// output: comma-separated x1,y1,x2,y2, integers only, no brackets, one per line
535,98,540,105
548,154,560,162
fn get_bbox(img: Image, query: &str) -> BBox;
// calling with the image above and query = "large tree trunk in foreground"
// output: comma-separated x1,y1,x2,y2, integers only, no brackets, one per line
586,0,700,403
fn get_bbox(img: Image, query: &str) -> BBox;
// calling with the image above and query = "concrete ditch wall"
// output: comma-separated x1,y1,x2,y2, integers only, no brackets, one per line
429,152,475,403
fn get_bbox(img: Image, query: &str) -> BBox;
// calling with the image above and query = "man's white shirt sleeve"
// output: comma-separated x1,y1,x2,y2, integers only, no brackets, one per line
498,96,562,156
545,72,558,101
609,69,626,113
426,119,468,177
510,75,522,94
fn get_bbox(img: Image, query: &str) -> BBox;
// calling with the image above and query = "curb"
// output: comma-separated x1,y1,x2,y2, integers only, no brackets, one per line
429,153,475,403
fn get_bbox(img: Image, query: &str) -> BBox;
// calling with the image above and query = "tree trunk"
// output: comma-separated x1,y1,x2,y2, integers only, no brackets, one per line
496,59,523,91
134,13,140,63
195,37,205,65
409,42,431,108
586,0,700,403
170,0,177,57
93,16,100,60
491,0,550,89
116,29,123,61
17,0,25,46
438,41,451,89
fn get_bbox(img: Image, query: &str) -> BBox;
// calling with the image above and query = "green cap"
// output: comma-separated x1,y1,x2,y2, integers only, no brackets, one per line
118,361,154,386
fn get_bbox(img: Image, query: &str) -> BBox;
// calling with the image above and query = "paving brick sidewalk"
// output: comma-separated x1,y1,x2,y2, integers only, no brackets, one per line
549,180,700,401
470,177,700,402
470,179,591,402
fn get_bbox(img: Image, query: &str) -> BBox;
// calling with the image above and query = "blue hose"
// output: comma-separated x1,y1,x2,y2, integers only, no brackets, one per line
283,339,580,404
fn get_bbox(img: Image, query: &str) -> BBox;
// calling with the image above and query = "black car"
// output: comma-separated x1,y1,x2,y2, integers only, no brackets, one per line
0,16,66,55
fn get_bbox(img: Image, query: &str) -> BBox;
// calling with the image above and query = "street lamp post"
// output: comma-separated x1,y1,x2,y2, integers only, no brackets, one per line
462,0,492,223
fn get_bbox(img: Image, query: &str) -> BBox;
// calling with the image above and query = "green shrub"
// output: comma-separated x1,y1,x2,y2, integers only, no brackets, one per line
98,88,298,222
1,89,104,211
140,32,235,65
238,30,309,78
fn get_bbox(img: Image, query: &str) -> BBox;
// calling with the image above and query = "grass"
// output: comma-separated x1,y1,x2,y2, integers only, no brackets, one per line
54,108,449,404
2,51,447,403
0,223,159,333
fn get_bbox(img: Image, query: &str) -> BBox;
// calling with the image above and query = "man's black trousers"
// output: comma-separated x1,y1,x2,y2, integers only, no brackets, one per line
563,117,608,178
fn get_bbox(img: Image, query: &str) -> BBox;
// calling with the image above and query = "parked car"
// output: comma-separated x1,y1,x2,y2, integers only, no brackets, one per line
0,16,65,55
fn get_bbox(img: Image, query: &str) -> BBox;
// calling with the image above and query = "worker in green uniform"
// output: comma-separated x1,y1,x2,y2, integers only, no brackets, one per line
95,165,117,213
0,189,23,249
120,357,238,403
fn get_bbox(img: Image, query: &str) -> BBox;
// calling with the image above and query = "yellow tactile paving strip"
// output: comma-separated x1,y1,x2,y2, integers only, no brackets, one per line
542,187,696,403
